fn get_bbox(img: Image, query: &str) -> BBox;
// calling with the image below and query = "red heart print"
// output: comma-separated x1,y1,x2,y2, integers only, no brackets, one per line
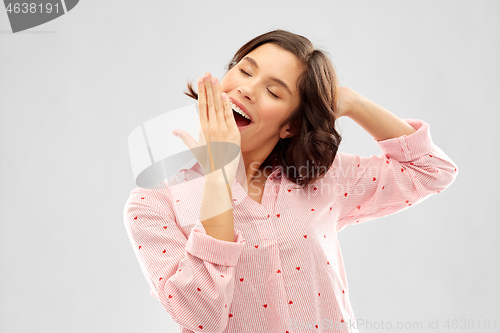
324,235,326,238
277,214,280,217
288,189,291,192
296,267,300,271
382,186,385,189
263,304,267,308
229,313,233,317
357,164,360,167
176,200,180,202
429,155,433,157
454,168,457,171
313,187,317,190
410,162,414,165
163,250,166,253
141,197,144,199
289,300,293,304
386,160,389,164
409,203,412,206
159,277,162,281
343,290,345,293
221,275,224,278
318,293,320,296
199,326,203,330
401,168,404,172
311,208,314,211
315,325,318,328
373,177,376,181
184,178,187,181
437,190,440,193
303,235,307,239
240,278,244,282
138,246,141,249
406,200,409,203
134,216,137,220
357,206,361,210
341,319,344,323
163,226,167,229
344,193,348,197
225,304,227,308
277,269,281,273
178,269,182,272
267,214,270,218
330,207,332,210
327,261,329,265
254,245,259,249
197,287,201,291
168,294,172,298
233,199,236,201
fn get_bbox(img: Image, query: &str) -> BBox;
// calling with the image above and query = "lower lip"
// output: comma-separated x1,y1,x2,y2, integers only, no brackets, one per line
237,122,252,130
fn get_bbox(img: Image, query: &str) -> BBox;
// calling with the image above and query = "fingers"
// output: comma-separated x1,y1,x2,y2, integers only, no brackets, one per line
210,76,226,129
204,73,216,127
197,77,207,124
223,92,238,132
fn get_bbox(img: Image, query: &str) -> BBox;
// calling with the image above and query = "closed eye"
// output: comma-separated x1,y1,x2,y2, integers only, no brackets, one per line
240,69,251,76
268,89,279,98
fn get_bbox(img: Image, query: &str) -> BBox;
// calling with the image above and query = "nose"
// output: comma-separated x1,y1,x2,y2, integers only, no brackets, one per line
237,85,255,102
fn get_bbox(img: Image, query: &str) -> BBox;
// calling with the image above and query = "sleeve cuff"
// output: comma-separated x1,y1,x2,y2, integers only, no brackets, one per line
185,220,246,267
375,119,434,162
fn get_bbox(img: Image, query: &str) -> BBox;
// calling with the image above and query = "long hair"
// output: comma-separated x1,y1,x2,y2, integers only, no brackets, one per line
184,29,342,189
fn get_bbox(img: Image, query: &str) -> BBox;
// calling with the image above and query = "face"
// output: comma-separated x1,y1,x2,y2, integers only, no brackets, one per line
220,43,303,156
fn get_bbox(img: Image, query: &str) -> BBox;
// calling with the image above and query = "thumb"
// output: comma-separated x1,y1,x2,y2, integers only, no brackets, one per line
172,129,196,150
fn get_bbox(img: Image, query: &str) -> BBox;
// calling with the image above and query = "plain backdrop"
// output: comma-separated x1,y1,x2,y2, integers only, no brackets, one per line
1,1,499,332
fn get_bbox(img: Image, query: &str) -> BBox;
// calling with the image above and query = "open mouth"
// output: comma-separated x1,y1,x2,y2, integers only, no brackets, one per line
232,110,252,127
230,101,252,128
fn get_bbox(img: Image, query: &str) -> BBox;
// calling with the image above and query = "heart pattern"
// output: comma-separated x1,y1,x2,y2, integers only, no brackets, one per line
127,133,455,332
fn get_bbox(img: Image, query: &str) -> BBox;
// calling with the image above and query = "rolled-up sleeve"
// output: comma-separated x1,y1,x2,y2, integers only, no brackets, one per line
331,119,458,233
124,186,246,333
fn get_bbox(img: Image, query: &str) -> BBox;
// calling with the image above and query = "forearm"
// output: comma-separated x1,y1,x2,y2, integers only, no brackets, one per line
199,171,235,242
344,91,416,141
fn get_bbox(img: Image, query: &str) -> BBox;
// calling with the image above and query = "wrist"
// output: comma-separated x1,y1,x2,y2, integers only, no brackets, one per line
343,90,367,119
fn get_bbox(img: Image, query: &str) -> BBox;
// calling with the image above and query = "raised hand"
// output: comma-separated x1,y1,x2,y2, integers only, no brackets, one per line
172,72,241,184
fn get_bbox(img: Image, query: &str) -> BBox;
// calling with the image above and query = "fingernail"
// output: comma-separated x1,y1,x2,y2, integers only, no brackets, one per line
211,77,217,85
222,92,227,99
198,77,203,85
204,72,210,79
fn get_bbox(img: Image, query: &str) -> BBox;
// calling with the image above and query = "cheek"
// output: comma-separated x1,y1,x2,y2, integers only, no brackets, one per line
220,73,237,91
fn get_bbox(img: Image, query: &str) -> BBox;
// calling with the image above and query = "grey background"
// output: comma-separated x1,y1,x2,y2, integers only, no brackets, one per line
1,1,499,332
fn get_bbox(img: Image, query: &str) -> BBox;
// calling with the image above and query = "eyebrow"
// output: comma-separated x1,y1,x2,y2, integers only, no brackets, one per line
243,56,292,96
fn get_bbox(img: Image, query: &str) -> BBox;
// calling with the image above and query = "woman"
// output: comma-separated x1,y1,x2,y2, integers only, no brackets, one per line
124,30,458,333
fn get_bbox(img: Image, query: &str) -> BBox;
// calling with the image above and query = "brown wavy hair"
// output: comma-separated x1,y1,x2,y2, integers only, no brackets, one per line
184,29,342,189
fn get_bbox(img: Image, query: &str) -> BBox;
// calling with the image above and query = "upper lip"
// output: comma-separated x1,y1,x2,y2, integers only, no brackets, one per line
229,97,253,123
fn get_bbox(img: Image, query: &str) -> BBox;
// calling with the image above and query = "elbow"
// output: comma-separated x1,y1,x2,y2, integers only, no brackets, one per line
161,293,229,333
425,162,459,193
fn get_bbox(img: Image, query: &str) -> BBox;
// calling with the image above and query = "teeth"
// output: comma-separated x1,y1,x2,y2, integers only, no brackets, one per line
230,101,251,121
